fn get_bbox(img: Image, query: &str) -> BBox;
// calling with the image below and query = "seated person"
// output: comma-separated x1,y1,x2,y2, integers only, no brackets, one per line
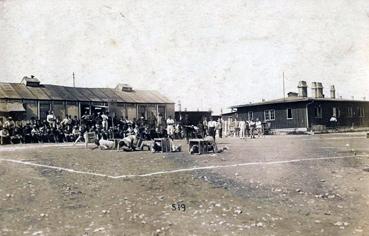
22,124,32,143
0,127,10,145
31,125,40,143
11,127,23,144
169,138,182,152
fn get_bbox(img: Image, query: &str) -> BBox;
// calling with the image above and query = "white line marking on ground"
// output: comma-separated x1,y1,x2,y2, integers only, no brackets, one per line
112,154,369,178
0,159,111,178
1,154,368,180
301,137,365,141
0,143,84,152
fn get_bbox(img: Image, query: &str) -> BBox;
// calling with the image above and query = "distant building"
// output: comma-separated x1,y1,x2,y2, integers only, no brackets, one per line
0,76,174,122
175,111,212,125
230,81,369,131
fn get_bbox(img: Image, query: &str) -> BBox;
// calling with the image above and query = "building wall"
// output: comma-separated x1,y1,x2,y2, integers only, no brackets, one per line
52,101,66,120
126,104,137,120
23,100,38,120
66,102,79,118
237,102,308,130
175,111,212,125
147,105,157,120
236,100,369,131
165,104,175,118
308,101,369,128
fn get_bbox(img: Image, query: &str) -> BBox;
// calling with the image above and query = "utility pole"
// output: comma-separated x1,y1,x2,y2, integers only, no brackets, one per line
283,72,286,101
72,72,76,87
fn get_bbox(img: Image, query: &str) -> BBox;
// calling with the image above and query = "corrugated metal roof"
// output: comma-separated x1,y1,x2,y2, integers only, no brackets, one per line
231,96,369,108
0,82,173,104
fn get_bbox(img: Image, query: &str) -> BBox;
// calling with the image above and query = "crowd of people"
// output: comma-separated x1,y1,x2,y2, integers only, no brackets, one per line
0,111,268,147
223,117,268,139
0,110,177,145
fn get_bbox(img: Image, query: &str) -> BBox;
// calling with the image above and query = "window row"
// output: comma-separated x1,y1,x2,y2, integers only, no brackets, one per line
314,106,365,118
246,106,366,122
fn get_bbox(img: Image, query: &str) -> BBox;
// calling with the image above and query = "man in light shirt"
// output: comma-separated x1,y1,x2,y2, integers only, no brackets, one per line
166,116,175,137
101,112,109,131
207,117,217,141
46,111,56,128
239,119,246,139
256,118,263,138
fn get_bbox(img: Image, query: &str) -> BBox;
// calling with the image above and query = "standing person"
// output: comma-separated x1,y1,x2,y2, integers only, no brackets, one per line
234,118,240,137
101,112,109,131
217,118,223,139
202,117,208,136
73,124,88,148
207,117,217,141
223,118,228,137
228,118,234,137
166,115,175,138
81,111,90,127
181,114,191,143
245,120,250,138
46,111,56,128
256,118,263,138
156,113,165,137
249,119,256,139
330,115,338,131
239,119,246,139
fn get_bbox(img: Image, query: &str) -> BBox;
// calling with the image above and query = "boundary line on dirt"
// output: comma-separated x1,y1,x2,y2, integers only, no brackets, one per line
0,154,368,179
0,143,84,152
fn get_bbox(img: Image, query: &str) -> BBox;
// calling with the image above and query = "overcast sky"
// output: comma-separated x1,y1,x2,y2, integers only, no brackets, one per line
1,0,369,114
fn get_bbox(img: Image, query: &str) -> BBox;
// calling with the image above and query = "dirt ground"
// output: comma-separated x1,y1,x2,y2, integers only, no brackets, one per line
0,132,369,236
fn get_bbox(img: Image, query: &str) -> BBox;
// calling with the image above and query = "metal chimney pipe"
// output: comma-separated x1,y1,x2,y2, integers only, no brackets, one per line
330,85,336,99
311,82,318,98
316,82,324,98
298,81,308,97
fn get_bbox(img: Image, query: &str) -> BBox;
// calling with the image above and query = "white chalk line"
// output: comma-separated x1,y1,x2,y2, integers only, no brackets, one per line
1,154,368,180
0,143,84,152
301,136,365,141
0,158,111,178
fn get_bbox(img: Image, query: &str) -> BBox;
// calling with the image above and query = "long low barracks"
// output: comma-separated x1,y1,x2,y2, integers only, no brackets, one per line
0,76,175,122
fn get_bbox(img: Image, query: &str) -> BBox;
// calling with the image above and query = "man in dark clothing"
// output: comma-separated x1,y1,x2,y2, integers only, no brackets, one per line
181,115,191,143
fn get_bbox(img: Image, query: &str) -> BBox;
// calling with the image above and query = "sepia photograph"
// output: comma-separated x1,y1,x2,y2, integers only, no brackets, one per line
0,0,369,235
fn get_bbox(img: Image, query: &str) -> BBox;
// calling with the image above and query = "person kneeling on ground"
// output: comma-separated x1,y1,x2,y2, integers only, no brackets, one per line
189,135,228,154
118,133,138,152
91,133,115,150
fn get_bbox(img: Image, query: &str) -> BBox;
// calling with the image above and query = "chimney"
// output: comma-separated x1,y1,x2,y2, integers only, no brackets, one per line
115,83,133,92
311,82,317,98
316,82,324,98
21,75,41,87
330,85,336,99
298,81,308,97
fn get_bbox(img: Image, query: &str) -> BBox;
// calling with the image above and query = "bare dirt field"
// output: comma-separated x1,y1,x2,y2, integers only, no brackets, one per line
1,133,369,236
